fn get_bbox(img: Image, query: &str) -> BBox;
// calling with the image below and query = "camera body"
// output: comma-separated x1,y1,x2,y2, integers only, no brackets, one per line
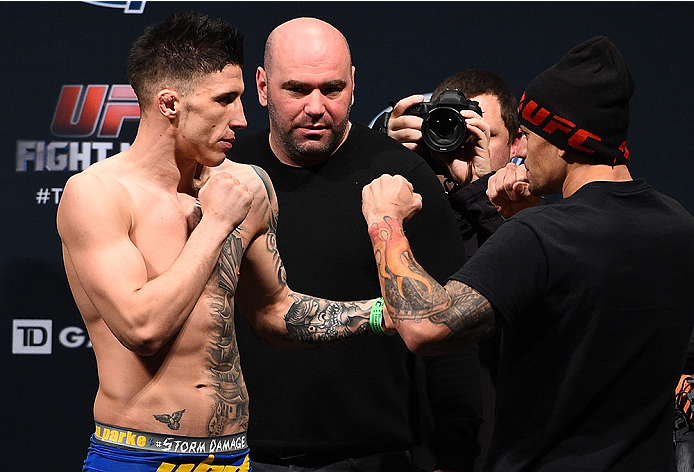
403,89,483,153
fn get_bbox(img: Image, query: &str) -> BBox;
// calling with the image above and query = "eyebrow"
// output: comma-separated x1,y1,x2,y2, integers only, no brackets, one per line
213,90,241,102
282,79,348,90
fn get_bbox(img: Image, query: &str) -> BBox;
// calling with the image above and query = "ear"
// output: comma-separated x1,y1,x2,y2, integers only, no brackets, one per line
557,147,574,163
256,66,268,108
509,127,523,157
157,89,178,118
350,65,356,106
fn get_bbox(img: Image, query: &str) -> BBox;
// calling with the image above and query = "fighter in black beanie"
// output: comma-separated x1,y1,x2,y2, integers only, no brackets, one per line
518,36,635,166
486,36,639,207
362,35,694,470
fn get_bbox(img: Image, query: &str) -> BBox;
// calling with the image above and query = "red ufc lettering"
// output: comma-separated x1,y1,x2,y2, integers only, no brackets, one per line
543,115,574,135
51,85,140,138
98,85,141,138
520,99,550,126
52,85,109,137
568,129,601,154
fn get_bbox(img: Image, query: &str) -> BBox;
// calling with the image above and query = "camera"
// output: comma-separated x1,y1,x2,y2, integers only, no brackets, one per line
403,89,483,153
371,89,483,174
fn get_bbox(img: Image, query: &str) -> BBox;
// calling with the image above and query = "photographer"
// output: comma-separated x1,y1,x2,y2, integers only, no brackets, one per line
374,70,523,258
386,89,492,189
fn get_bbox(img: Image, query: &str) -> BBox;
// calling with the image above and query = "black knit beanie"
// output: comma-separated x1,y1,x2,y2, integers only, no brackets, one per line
518,36,635,165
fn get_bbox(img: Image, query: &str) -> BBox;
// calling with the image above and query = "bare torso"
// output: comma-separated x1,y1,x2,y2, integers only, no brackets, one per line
62,158,268,437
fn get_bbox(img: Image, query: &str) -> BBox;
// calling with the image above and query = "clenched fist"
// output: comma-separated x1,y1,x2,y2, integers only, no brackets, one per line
487,163,541,218
198,171,254,233
362,174,423,226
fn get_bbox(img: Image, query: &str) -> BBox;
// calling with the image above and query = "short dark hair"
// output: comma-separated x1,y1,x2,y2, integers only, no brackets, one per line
432,69,519,145
127,12,244,104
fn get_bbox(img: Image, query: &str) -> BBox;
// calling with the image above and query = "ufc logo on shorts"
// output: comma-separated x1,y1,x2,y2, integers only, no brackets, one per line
13,319,52,354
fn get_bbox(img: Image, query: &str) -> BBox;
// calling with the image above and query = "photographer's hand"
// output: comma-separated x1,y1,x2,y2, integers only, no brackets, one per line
387,94,427,155
432,108,492,187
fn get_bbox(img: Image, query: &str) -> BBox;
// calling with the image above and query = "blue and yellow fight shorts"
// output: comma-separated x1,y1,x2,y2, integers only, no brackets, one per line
83,421,251,471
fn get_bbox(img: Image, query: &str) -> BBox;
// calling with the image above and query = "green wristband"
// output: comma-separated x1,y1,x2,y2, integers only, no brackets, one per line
369,297,386,335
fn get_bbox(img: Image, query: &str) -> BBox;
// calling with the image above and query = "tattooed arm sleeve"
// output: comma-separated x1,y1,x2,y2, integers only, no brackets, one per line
367,215,505,355
232,165,378,349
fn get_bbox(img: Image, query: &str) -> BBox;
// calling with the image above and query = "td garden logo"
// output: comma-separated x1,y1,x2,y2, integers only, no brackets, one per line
16,84,141,173
12,319,93,354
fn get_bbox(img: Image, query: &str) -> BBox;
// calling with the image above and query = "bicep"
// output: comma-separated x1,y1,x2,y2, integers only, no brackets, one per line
233,167,291,334
441,279,505,344
58,176,147,321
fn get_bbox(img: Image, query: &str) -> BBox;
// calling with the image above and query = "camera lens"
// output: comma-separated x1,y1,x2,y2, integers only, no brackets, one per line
422,107,466,152
429,116,457,139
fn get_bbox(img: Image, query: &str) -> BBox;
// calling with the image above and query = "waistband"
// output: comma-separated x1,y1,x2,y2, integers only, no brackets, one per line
93,421,248,454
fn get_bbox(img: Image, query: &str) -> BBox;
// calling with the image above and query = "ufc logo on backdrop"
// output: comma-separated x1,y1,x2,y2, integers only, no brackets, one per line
51,84,140,138
16,84,139,172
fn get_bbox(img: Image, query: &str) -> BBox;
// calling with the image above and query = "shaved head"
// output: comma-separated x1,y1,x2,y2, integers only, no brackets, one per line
264,17,352,74
257,17,355,166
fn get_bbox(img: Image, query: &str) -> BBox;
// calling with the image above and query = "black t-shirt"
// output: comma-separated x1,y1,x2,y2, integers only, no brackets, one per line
451,179,694,471
229,123,482,468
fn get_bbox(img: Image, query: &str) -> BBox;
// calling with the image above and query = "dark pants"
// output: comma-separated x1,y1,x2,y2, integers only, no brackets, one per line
250,451,415,472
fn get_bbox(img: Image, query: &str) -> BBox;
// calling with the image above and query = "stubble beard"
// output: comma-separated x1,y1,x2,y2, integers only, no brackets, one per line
268,103,351,166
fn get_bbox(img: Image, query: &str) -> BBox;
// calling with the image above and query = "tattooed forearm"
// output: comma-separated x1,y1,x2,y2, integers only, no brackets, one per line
369,216,449,319
283,294,371,344
368,216,501,350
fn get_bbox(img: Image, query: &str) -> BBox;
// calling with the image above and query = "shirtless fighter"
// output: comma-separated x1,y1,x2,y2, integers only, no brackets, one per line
56,12,386,472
